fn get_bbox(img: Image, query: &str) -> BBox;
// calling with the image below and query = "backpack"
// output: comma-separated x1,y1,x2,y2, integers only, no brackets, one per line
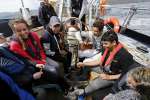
0,47,25,74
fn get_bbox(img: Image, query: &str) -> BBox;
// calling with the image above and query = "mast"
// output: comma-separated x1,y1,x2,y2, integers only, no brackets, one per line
20,0,25,8
20,0,32,25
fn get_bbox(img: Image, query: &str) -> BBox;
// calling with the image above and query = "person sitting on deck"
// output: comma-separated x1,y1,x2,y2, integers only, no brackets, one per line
0,31,70,94
68,30,136,98
0,32,42,95
8,19,70,92
41,16,72,73
104,67,150,100
79,18,105,59
66,18,105,59
66,19,83,44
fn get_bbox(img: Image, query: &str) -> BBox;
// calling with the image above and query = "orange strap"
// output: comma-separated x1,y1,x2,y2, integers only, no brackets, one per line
100,43,123,67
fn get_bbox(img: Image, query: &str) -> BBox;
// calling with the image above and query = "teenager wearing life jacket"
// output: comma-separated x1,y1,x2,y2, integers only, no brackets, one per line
68,30,135,98
9,19,70,92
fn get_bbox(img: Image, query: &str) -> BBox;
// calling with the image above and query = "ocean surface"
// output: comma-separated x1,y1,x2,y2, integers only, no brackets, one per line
104,1,150,37
104,0,150,65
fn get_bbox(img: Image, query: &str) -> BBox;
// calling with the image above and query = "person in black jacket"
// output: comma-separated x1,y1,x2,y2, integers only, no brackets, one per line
38,0,57,29
41,16,72,73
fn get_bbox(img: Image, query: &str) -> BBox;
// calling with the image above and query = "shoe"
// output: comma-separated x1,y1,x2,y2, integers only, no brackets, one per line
72,88,84,95
66,88,84,99
77,95,85,100
65,92,77,100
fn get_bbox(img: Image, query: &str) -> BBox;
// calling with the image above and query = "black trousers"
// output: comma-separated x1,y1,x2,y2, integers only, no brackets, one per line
34,68,70,92
49,51,72,73
0,79,20,100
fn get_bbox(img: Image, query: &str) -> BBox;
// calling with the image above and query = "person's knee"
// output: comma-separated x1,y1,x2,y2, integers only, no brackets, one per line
54,61,60,69
45,66,57,74
46,58,59,67
89,78,113,89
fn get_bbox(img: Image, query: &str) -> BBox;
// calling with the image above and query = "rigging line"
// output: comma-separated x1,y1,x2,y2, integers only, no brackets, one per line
80,0,97,18
101,5,150,10
123,7,137,27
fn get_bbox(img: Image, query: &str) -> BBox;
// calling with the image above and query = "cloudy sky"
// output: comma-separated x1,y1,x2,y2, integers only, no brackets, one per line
0,0,40,12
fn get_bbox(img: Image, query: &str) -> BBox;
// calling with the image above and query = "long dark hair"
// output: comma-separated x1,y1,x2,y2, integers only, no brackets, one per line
101,30,118,43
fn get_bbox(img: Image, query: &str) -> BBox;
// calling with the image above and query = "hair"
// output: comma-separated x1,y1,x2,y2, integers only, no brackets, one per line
8,19,30,32
8,19,30,50
70,19,76,26
127,67,150,100
93,18,104,31
101,30,118,43
128,67,150,84
66,19,80,31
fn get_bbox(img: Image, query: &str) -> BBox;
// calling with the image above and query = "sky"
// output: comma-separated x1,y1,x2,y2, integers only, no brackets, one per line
0,0,40,12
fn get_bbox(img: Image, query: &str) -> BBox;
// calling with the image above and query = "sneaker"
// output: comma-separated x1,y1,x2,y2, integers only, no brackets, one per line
72,88,84,96
77,95,84,100
65,92,77,100
66,88,84,99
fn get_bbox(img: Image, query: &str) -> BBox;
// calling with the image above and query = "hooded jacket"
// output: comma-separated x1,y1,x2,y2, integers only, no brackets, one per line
41,16,61,54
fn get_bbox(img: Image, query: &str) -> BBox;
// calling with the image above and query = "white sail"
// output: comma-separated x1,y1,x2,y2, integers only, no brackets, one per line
56,0,64,21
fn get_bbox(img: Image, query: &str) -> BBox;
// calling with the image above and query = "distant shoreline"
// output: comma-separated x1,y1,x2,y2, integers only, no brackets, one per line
0,10,38,19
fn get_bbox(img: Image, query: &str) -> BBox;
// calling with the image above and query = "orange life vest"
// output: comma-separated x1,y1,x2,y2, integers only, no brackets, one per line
104,17,120,33
100,43,123,67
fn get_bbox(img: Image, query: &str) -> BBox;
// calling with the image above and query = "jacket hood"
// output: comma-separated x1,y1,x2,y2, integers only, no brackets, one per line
48,16,60,28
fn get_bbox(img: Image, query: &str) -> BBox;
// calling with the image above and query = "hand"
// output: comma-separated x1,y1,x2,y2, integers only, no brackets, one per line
80,43,85,51
60,50,67,56
33,71,43,80
99,73,111,80
77,62,84,68
36,64,45,69
42,59,46,63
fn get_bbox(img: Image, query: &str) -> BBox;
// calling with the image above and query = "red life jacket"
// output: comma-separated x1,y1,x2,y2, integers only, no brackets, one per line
100,43,123,67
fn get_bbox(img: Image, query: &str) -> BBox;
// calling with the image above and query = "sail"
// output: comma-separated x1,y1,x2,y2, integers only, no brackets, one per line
79,0,99,20
55,0,64,21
